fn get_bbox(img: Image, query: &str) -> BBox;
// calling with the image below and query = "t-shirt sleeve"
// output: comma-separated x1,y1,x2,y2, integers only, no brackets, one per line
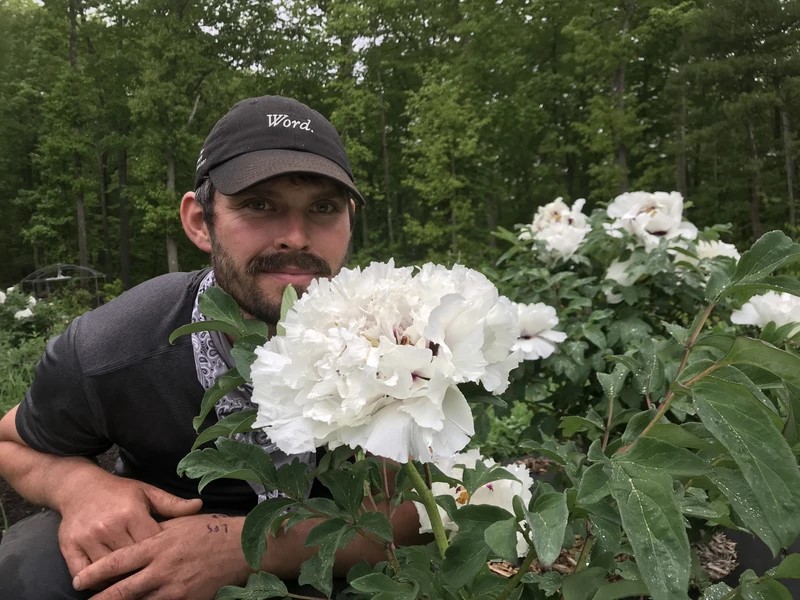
15,317,111,456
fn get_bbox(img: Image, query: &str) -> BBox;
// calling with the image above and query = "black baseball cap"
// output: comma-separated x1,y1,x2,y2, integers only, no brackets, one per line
195,95,364,204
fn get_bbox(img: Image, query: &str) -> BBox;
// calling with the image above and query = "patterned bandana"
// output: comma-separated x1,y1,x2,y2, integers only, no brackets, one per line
190,270,314,502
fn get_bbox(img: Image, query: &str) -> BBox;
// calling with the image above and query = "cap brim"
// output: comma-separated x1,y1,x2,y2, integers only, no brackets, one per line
208,148,365,204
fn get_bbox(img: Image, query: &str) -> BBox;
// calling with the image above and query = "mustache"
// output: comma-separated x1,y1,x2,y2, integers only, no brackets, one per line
245,251,332,277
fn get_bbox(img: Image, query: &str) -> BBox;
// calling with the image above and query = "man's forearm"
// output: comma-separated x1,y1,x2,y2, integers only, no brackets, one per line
0,405,105,511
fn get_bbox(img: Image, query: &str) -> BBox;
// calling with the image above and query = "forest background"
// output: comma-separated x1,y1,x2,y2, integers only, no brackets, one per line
1,0,799,290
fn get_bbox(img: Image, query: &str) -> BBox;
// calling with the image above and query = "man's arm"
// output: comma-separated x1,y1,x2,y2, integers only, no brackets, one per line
0,405,203,576
71,468,426,599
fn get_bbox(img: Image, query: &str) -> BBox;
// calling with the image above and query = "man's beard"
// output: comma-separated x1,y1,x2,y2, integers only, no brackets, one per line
210,236,337,325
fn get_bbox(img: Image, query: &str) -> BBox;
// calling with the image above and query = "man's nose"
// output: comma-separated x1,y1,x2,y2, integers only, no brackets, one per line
274,211,310,250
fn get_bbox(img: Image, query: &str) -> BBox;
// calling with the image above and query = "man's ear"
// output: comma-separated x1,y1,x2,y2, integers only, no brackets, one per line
180,191,212,254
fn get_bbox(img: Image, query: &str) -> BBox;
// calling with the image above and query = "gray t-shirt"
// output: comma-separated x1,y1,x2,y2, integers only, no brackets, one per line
15,270,258,512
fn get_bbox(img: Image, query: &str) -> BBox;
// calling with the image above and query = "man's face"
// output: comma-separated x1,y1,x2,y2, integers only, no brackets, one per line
208,175,352,324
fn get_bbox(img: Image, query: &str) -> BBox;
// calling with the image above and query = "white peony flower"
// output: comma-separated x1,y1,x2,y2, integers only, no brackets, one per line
0,290,5,304
679,240,740,268
250,260,524,463
731,292,800,336
519,198,592,259
14,307,33,320
512,302,567,360
27,296,37,308
605,191,697,251
414,449,534,557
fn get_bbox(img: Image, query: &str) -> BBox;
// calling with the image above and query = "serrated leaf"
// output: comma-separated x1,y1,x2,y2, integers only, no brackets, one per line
484,518,519,561
215,571,289,599
241,497,295,569
523,490,568,567
193,369,246,431
692,376,800,550
192,409,257,450
609,463,691,600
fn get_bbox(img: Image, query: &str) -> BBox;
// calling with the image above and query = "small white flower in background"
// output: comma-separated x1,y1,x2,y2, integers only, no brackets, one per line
14,307,33,320
414,449,534,557
679,240,740,268
731,292,800,336
0,290,5,304
251,260,527,463
605,191,697,251
519,198,591,259
603,258,640,304
512,302,567,360
6,286,15,294
27,296,37,308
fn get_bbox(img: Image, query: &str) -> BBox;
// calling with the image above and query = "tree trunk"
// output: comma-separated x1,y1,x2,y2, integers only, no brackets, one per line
781,107,796,229
746,116,764,239
118,148,131,288
69,0,88,270
165,152,180,272
378,83,394,247
675,82,688,198
98,151,111,275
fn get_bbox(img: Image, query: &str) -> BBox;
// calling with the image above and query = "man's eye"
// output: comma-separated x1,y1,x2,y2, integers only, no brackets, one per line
313,201,338,214
245,199,270,211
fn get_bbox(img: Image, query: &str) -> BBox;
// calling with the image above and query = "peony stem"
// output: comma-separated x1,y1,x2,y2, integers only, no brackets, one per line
404,461,449,559
497,546,537,600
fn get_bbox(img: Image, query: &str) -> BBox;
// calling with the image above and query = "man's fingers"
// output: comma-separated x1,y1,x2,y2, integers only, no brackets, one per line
73,544,146,594
144,486,203,518
61,543,92,578
75,568,153,600
125,514,161,544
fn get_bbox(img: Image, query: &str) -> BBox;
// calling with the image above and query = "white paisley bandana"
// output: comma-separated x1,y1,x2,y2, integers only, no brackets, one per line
190,270,315,502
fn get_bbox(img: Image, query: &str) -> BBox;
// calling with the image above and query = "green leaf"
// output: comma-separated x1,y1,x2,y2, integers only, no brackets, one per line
591,579,650,600
740,578,793,600
349,573,419,600
616,437,709,477
597,366,629,402
240,498,294,570
484,517,519,561
441,528,490,589
692,376,800,550
214,571,289,599
460,462,521,497
723,337,800,390
193,370,246,431
609,463,691,600
229,335,264,382
277,284,298,336
699,582,735,599
522,490,568,567
318,469,366,517
191,409,257,451
305,517,351,547
168,319,239,344
356,511,394,544
709,468,784,554
298,521,355,597
200,286,247,329
724,231,800,295
177,437,278,493
576,463,612,506
561,567,607,600
768,553,800,578
561,415,604,437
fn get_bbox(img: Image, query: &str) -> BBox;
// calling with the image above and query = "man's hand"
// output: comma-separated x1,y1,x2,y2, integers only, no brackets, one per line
72,514,251,600
56,470,203,578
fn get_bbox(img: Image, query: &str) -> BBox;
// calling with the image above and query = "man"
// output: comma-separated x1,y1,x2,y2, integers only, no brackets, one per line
0,95,421,599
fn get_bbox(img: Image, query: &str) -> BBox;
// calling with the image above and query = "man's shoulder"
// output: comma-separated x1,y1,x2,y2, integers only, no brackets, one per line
69,269,210,371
